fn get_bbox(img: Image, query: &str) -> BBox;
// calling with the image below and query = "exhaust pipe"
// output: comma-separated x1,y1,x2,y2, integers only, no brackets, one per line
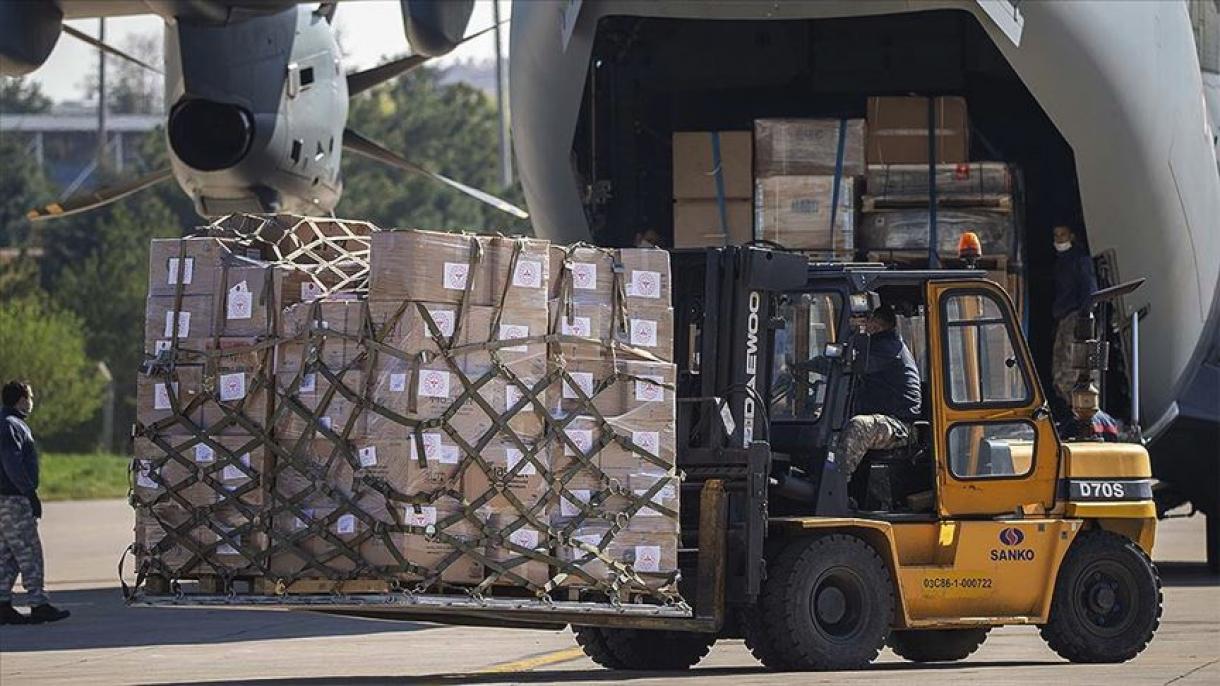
168,98,255,171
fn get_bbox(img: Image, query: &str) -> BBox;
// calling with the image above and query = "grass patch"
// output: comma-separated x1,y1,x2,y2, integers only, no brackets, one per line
39,452,130,501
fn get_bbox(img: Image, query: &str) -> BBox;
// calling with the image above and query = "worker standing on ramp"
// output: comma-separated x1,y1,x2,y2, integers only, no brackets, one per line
1050,224,1100,411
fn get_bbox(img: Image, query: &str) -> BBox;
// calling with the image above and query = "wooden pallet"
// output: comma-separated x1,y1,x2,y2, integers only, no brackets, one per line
861,194,1012,213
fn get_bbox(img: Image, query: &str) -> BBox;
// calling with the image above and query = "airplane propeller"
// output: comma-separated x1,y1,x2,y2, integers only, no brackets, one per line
27,13,525,222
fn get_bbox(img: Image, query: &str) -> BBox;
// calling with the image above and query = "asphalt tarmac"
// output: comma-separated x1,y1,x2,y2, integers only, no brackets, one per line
1,499,1216,685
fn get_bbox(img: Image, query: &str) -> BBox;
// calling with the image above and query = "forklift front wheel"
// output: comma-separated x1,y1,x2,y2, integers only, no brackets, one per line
753,534,895,671
572,626,716,670
887,627,990,662
1040,530,1163,663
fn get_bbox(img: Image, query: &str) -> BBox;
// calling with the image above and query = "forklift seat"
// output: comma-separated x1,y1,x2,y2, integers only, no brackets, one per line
850,420,932,512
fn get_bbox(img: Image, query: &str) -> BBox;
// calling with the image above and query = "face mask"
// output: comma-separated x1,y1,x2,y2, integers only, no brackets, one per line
1054,241,1072,253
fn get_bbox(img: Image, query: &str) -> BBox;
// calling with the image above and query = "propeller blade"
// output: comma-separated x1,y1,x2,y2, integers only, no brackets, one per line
26,167,174,222
62,25,162,75
342,129,528,219
346,21,500,97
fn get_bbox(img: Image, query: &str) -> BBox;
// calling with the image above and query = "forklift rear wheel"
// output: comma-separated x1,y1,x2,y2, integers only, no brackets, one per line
887,627,990,662
572,626,716,670
1040,530,1162,663
754,533,895,671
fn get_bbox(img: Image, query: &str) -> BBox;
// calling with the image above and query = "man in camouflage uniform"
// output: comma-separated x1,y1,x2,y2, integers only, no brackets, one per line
1,381,70,625
837,306,923,483
1051,224,1099,409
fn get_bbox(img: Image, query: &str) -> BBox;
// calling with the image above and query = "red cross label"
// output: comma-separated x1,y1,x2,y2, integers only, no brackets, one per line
418,370,450,398
443,263,469,290
630,270,661,298
635,375,664,402
513,260,542,288
633,431,659,455
219,373,246,401
571,262,597,289
635,545,661,572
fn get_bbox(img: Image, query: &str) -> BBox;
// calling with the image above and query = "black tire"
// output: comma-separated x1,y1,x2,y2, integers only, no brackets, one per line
741,602,797,671
755,534,895,671
1040,529,1163,663
887,627,990,662
573,626,716,670
573,626,629,670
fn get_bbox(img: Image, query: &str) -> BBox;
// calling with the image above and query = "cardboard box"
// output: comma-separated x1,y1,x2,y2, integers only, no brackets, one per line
556,523,678,589
672,131,753,200
276,298,366,374
369,230,496,305
272,438,358,504
133,435,268,509
866,96,969,165
485,236,551,310
550,415,676,475
755,118,866,177
858,209,1013,257
136,366,206,431
754,175,855,253
144,295,214,351
136,504,266,576
147,237,236,297
553,302,674,362
274,370,366,438
462,439,550,516
865,162,1012,203
548,246,671,308
269,502,405,577
485,515,551,587
550,359,676,423
397,499,486,584
213,263,283,338
673,200,752,248
203,361,271,435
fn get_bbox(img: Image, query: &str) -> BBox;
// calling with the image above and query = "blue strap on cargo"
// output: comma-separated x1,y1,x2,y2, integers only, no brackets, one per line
828,118,848,253
710,131,730,236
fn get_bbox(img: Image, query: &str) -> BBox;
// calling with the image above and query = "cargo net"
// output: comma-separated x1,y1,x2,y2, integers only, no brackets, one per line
131,222,682,608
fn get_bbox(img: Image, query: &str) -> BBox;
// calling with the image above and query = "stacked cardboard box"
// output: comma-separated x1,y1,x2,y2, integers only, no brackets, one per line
548,245,679,591
135,236,280,578
133,219,681,603
672,131,753,248
865,96,969,165
753,119,863,255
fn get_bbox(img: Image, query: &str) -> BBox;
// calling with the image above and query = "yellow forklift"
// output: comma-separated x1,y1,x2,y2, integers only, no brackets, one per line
570,243,1161,670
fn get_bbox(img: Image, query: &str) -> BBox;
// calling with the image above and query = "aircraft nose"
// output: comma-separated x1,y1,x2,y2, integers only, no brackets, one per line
168,98,255,171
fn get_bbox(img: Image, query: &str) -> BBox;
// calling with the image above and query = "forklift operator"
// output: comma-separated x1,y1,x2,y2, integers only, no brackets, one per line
837,304,923,482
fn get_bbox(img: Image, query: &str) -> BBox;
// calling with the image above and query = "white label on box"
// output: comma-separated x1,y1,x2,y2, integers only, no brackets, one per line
438,445,460,464
358,445,378,467
561,490,591,517
218,373,246,402
570,262,597,290
194,444,215,463
505,385,522,409
635,375,665,402
405,506,437,527
335,514,356,535
299,372,317,394
319,416,333,431
153,339,172,354
163,310,190,338
443,262,470,290
388,372,408,393
428,309,456,337
301,281,323,302
419,432,443,459
627,270,662,299
563,371,594,399
153,382,178,410
226,282,253,320
499,323,530,352
222,453,251,481
561,316,591,337
417,369,450,398
505,448,535,476
167,257,194,285
629,318,658,347
508,528,540,550
565,428,594,456
512,260,543,289
135,461,158,489
634,545,662,572
632,431,660,457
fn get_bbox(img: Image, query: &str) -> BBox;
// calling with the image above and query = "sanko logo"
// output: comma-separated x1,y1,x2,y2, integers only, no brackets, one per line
991,527,1034,562
999,527,1025,546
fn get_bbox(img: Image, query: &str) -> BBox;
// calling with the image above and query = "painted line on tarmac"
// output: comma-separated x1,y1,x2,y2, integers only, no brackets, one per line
477,646,587,674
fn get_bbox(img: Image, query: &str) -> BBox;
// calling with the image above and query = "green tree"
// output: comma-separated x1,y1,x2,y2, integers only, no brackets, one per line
0,136,53,246
0,77,52,114
340,66,529,234
0,298,105,446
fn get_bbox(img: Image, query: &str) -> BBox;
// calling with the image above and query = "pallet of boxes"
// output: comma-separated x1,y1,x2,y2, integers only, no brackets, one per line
857,95,1023,311
130,214,681,606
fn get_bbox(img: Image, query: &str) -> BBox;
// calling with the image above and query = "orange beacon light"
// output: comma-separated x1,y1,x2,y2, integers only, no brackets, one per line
957,231,982,268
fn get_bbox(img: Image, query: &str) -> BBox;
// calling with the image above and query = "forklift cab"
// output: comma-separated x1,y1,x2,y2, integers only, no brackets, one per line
753,258,1058,520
